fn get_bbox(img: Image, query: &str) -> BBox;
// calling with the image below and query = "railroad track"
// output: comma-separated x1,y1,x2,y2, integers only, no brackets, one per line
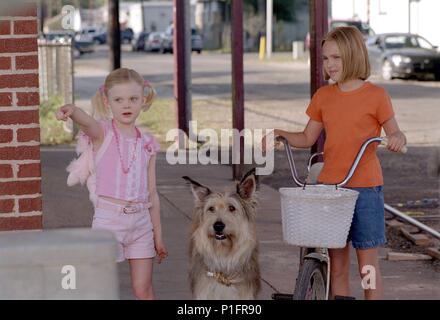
385,204,440,261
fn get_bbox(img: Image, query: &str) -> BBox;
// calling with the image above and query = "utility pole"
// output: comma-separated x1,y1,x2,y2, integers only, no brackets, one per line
173,0,192,143
108,0,121,70
266,0,273,59
309,0,328,163
231,0,244,180
367,0,371,25
352,0,356,19
38,0,46,34
140,0,145,31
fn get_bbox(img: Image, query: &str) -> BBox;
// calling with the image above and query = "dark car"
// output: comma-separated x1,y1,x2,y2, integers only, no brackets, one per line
80,27,106,44
367,33,440,81
43,31,95,58
131,31,149,51
90,28,135,45
305,19,374,50
121,28,134,44
160,26,203,54
330,20,375,39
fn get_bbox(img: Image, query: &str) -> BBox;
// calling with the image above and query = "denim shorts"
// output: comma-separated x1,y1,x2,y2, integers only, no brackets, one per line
345,186,387,250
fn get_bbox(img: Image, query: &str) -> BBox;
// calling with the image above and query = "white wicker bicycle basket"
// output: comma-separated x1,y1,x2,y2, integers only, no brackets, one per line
279,185,359,248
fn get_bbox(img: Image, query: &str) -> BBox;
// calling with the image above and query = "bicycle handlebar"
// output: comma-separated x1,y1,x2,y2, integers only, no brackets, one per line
276,136,406,188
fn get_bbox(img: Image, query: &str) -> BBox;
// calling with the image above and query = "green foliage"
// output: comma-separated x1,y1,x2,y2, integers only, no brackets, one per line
39,95,74,145
273,0,297,22
222,0,299,22
137,98,176,147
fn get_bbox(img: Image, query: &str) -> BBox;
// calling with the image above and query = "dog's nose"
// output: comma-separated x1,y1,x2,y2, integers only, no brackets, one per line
213,221,225,233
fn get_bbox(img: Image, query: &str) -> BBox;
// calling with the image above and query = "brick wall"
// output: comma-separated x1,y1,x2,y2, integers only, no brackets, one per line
0,2,42,231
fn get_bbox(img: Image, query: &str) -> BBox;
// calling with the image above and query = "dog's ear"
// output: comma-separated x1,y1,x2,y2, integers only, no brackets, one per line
237,168,258,200
182,176,212,202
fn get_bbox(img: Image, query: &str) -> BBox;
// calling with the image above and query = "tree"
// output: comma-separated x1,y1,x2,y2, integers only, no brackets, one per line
222,0,300,23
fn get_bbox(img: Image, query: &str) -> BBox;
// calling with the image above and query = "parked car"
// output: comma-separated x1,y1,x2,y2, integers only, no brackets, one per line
88,27,134,45
367,33,440,80
144,32,163,52
80,26,106,44
72,32,95,57
43,31,95,58
330,20,375,39
121,27,134,44
305,19,375,50
160,26,203,54
132,31,149,51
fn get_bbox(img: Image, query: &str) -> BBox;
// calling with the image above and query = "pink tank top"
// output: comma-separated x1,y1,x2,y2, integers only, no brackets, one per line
94,120,160,203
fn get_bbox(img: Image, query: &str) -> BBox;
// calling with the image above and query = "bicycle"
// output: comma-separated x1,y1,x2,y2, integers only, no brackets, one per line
271,136,406,300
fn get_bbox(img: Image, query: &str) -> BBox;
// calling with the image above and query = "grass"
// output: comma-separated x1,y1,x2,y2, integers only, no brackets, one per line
40,97,243,148
137,99,176,143
137,98,234,149
39,95,75,145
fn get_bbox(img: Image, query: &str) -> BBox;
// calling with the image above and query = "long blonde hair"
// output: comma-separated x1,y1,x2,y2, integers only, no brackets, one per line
321,26,371,83
91,68,157,120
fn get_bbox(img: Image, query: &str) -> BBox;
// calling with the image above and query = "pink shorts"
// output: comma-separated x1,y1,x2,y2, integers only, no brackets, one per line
92,198,156,262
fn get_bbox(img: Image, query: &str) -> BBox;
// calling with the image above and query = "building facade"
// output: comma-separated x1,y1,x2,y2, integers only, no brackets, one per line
331,0,440,47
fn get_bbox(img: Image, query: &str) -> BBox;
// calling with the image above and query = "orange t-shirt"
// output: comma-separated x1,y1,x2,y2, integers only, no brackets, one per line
306,81,394,187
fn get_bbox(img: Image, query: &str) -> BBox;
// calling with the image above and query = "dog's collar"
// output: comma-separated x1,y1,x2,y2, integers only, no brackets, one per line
206,271,240,287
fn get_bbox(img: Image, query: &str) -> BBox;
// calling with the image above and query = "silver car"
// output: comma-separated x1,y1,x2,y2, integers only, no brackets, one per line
160,26,203,54
144,32,163,52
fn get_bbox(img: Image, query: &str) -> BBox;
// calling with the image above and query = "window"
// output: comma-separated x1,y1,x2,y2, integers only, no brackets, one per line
384,35,433,50
384,36,412,49
416,36,434,50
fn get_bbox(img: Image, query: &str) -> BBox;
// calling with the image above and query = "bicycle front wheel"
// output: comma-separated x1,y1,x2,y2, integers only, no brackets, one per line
293,259,327,300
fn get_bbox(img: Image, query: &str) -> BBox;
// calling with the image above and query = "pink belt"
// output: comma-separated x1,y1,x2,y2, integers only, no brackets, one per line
96,198,152,214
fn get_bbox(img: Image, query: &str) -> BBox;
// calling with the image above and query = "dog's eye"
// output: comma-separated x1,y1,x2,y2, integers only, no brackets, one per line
208,206,215,212
229,205,236,212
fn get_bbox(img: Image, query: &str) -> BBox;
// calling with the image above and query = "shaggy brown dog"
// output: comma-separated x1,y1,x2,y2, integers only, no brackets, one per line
183,169,261,300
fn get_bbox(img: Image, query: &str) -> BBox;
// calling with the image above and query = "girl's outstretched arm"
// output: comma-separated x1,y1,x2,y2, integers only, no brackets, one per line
56,104,103,142
147,155,168,263
262,119,324,152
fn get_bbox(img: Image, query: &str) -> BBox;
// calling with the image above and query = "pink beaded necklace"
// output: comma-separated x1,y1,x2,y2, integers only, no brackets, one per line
111,119,141,174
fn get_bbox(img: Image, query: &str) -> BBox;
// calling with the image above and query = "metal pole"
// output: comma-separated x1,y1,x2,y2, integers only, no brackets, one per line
173,0,191,145
309,0,328,164
184,0,192,137
408,0,411,33
108,0,121,70
352,0,355,19
385,204,440,240
70,39,79,137
140,0,145,31
266,0,273,59
367,0,371,25
38,0,45,34
231,0,244,180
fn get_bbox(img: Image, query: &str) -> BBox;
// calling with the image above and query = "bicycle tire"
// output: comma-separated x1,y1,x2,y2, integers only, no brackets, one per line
293,259,327,300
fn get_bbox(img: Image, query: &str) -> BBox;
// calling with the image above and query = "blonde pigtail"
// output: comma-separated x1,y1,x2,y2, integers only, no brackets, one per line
142,82,157,111
91,89,111,120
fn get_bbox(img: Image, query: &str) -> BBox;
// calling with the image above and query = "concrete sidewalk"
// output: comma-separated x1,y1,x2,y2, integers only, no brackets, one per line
41,149,440,300
116,153,299,300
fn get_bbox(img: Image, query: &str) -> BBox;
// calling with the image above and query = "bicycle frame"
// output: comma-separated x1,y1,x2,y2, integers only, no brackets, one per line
276,136,387,300
278,136,386,188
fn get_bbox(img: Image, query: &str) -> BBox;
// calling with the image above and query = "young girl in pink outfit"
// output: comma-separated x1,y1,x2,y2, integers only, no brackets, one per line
56,68,168,300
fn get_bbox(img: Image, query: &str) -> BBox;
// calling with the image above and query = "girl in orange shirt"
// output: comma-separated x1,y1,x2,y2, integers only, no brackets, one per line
263,26,406,299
